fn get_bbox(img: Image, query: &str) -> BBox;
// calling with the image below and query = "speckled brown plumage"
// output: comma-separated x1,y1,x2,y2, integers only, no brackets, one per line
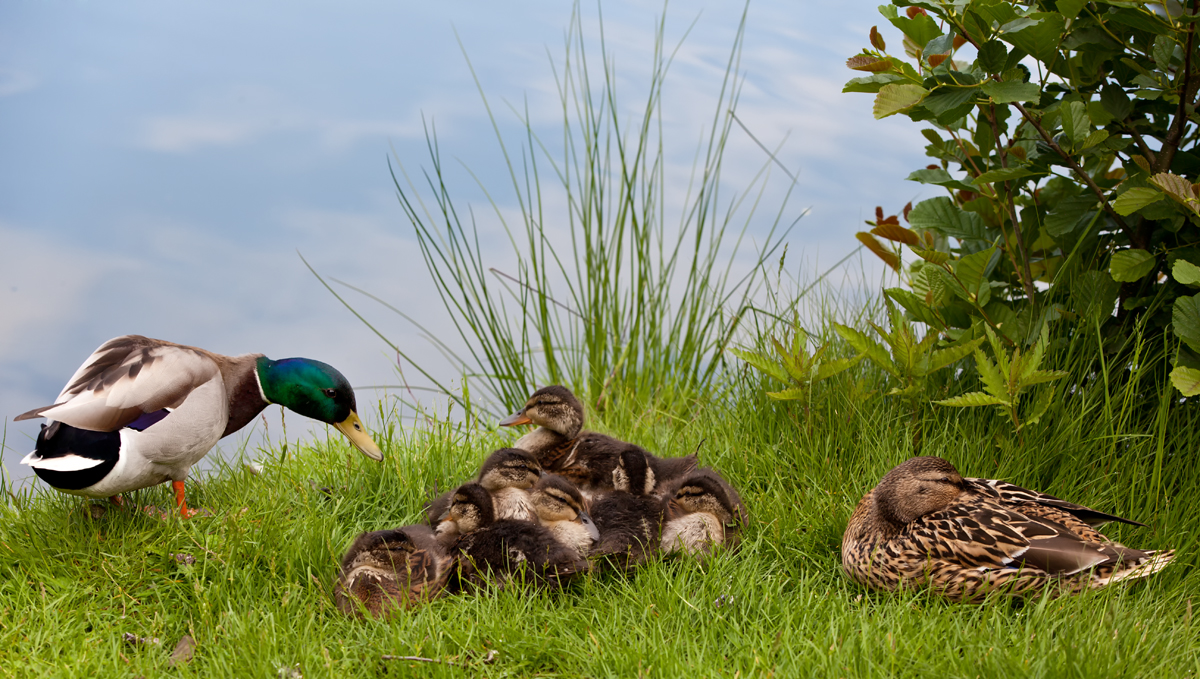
841,456,1174,602
334,525,454,618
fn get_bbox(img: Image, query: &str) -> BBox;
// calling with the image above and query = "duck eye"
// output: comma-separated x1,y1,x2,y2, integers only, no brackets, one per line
322,388,337,398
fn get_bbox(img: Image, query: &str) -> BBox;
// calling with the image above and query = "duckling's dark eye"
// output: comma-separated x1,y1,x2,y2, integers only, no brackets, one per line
322,388,337,398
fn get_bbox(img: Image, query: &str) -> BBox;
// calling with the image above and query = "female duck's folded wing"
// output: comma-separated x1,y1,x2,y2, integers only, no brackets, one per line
916,503,1133,575
965,477,1146,528
14,336,220,432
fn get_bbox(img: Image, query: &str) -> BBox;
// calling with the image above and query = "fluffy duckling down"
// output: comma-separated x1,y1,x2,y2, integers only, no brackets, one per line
335,385,748,614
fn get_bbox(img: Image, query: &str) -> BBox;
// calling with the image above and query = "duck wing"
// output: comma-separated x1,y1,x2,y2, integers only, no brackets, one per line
914,500,1143,576
965,477,1145,528
15,335,220,432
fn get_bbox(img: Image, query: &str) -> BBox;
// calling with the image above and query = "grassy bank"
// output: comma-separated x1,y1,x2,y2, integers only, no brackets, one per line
1,360,1196,677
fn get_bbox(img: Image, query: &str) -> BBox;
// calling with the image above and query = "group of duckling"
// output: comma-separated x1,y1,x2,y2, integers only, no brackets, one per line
334,385,747,617
15,335,1175,610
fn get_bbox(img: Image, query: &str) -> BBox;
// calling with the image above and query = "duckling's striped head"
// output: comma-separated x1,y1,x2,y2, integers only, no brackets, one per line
532,473,599,548
672,471,736,526
499,385,584,438
478,448,542,491
256,357,382,461
446,483,496,535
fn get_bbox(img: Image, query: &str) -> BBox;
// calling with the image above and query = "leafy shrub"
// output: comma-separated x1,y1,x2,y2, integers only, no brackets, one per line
845,0,1200,396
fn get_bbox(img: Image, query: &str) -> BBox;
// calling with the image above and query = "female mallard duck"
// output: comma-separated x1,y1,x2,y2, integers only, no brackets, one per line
499,385,696,496
660,468,746,558
334,524,454,617
841,456,1175,602
530,473,599,559
16,335,383,517
440,482,587,590
590,448,666,569
424,448,542,525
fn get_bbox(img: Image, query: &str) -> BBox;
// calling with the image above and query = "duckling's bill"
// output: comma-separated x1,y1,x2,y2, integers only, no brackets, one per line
499,411,532,427
335,411,384,461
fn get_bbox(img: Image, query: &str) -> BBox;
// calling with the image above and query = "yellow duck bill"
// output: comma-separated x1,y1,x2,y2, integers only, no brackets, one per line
335,412,384,461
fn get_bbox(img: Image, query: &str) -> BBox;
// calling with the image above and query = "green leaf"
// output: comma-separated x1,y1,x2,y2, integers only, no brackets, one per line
766,387,809,401
1071,270,1120,323
887,12,943,50
1173,259,1200,286
874,83,928,119
1055,0,1087,20
1021,369,1069,387
885,287,944,327
1173,294,1200,354
1021,386,1056,429
833,324,896,377
973,165,1041,185
906,168,976,191
843,74,906,94
922,86,981,117
1109,249,1157,282
977,40,1008,73
814,354,864,382
729,347,789,383
1044,194,1098,237
926,336,987,372
935,391,1008,407
907,197,990,241
999,13,1065,63
1153,35,1176,72
1112,187,1165,216
1100,84,1133,121
924,34,955,57
980,80,1041,104
974,349,1010,401
955,246,1000,291
1150,172,1200,215
1060,100,1090,145
910,247,951,265
1170,366,1200,397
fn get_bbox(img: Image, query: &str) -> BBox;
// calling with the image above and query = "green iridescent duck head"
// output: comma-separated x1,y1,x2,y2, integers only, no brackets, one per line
256,357,383,461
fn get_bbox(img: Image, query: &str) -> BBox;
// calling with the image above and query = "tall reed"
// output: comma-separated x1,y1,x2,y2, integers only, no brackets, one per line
386,2,795,413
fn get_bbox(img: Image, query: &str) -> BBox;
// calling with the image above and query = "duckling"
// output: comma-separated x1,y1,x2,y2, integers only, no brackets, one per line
841,456,1175,602
660,468,745,557
530,473,599,559
499,385,697,496
16,335,382,518
334,525,453,617
442,482,587,590
424,448,542,525
590,448,666,569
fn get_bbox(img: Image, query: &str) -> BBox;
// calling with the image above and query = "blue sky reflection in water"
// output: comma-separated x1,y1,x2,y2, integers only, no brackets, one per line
0,1,929,487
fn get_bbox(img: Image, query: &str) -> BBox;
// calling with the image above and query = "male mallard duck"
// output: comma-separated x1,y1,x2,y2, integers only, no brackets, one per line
499,385,696,496
334,524,453,617
424,448,542,525
530,473,599,559
660,468,746,557
590,448,666,569
841,456,1175,602
440,482,587,590
16,335,382,517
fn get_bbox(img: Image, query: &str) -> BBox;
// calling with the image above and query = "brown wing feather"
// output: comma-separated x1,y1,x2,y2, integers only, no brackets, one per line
912,500,1124,576
966,477,1145,528
16,335,221,432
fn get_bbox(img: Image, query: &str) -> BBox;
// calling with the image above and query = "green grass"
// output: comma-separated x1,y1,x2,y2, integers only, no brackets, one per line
5,4,1198,677
1,368,1197,678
